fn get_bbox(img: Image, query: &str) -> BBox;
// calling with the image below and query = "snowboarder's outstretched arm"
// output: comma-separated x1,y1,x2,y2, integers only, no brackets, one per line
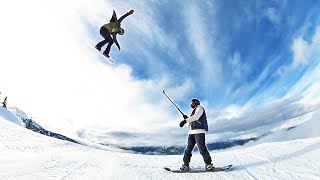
118,9,134,23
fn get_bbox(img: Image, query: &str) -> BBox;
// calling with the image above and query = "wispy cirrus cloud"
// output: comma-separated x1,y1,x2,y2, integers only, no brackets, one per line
263,7,281,25
228,52,250,80
291,26,320,68
182,3,222,89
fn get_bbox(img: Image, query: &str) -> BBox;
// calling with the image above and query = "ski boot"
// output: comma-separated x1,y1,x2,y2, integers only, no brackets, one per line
95,45,101,51
205,164,215,171
102,52,110,58
180,164,190,171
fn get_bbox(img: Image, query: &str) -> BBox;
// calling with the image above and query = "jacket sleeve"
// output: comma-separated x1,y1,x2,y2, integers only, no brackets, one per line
186,106,204,123
118,12,131,23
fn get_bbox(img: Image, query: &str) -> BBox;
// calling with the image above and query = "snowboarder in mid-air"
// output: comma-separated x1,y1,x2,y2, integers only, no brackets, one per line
179,98,214,171
95,9,134,58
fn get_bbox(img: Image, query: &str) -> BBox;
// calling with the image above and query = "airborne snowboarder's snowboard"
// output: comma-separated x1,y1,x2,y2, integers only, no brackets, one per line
164,164,233,173
88,40,115,64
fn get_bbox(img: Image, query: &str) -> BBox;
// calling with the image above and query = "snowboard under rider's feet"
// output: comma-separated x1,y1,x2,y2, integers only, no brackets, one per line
95,45,101,51
103,52,110,58
205,164,215,171
180,164,190,171
180,163,215,171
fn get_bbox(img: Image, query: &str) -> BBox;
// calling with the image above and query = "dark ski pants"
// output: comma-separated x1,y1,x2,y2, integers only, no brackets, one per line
183,133,212,165
96,27,113,55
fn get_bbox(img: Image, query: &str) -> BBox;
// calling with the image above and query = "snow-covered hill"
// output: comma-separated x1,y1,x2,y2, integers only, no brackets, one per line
0,106,79,145
1,108,319,179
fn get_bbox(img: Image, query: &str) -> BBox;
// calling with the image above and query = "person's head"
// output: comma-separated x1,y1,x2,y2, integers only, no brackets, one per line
118,28,125,35
190,98,200,109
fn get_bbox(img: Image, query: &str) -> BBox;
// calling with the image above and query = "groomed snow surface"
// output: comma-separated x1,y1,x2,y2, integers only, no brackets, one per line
1,109,320,180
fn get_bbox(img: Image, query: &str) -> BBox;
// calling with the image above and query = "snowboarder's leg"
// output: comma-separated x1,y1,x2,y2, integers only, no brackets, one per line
195,133,212,165
183,134,196,165
96,27,112,50
103,39,114,57
96,40,106,51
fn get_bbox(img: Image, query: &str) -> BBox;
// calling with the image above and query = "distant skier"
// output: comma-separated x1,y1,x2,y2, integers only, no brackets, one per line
179,98,214,171
95,9,134,58
2,96,7,109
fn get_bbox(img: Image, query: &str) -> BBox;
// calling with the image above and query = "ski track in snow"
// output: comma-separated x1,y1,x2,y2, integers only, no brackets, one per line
232,153,257,180
1,116,320,179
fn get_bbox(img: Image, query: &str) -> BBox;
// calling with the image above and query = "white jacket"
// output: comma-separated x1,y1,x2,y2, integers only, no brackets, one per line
186,105,207,134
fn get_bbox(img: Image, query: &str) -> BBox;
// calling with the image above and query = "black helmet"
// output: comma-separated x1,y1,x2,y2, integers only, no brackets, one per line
190,98,200,108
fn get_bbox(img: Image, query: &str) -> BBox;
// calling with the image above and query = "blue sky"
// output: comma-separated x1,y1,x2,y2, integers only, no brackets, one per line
0,0,320,147
89,0,320,109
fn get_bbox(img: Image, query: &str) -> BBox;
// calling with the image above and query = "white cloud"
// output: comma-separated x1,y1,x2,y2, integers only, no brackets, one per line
182,3,222,88
263,7,280,25
229,52,250,80
211,98,304,133
285,63,320,108
0,0,188,142
291,37,310,67
165,78,193,102
312,26,320,43
284,25,320,106
290,25,320,69
245,109,320,146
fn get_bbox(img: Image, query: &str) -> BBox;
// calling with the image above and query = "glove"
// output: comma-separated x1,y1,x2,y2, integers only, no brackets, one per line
179,120,187,128
128,9,134,14
183,115,189,119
